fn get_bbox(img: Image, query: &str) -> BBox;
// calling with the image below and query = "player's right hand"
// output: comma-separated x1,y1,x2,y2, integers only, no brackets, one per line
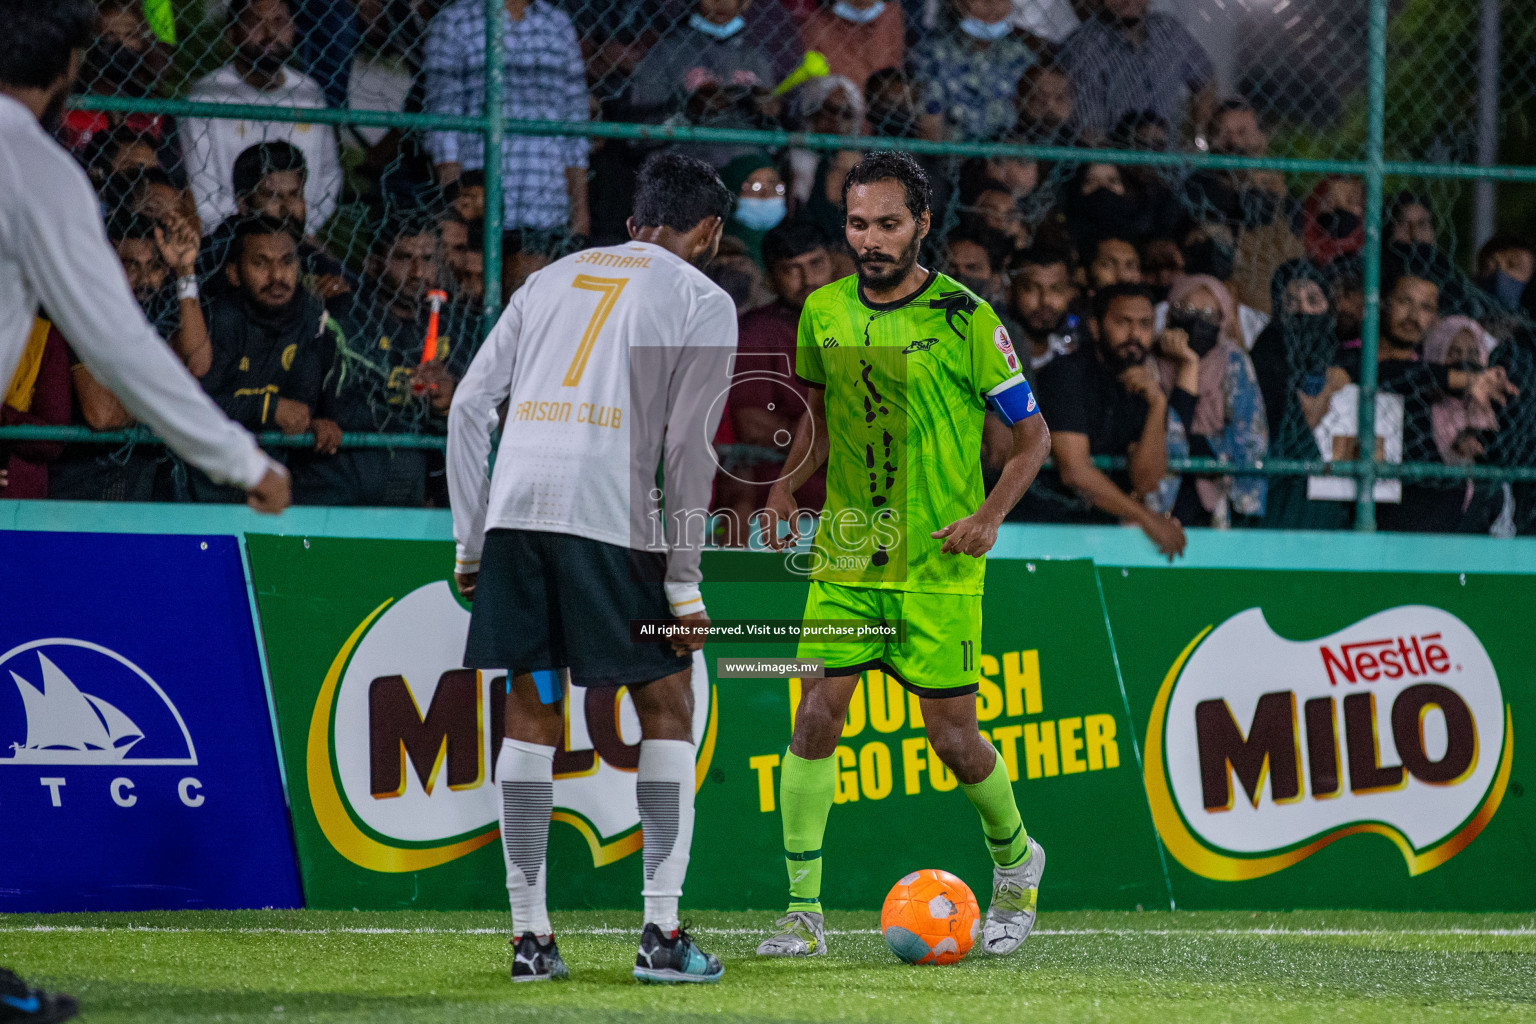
756,484,800,550
1141,511,1186,562
247,464,291,515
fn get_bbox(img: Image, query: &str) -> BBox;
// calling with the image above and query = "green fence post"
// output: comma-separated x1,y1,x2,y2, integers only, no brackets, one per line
1355,0,1388,531
481,0,505,334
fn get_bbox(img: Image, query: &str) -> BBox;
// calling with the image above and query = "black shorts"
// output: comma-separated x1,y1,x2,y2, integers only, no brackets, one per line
463,528,692,688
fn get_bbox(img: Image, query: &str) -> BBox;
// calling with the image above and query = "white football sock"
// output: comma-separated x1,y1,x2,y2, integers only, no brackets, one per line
637,738,696,932
498,738,554,939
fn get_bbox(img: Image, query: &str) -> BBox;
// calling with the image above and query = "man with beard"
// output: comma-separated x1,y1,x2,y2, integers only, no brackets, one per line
1333,252,1518,532
1032,283,1190,558
1006,244,1078,374
50,212,215,499
290,210,475,506
197,142,350,307
447,152,736,983
755,151,1052,962
183,0,341,237
191,215,333,501
0,0,288,521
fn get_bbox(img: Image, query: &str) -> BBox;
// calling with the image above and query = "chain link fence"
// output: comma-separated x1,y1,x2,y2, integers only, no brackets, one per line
7,0,1536,530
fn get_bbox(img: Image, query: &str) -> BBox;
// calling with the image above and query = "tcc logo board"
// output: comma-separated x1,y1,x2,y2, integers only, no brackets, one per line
0,531,301,911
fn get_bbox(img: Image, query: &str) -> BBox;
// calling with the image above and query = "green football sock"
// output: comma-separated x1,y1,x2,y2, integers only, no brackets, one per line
962,753,1030,868
779,750,837,913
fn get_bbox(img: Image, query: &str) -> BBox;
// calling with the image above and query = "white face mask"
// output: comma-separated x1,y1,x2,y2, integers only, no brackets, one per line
958,15,1012,41
832,0,886,24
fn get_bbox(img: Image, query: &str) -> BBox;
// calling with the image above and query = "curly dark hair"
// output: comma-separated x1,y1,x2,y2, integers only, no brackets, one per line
631,152,734,232
841,151,931,220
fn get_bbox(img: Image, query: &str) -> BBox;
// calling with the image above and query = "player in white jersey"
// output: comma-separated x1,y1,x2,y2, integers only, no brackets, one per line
0,6,287,1022
448,153,737,985
0,0,288,517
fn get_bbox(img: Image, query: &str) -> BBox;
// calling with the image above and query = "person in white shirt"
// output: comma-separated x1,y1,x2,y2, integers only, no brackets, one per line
182,0,341,237
448,152,736,986
0,0,288,515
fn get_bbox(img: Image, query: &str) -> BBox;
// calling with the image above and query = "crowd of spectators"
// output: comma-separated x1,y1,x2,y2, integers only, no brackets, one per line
6,0,1536,543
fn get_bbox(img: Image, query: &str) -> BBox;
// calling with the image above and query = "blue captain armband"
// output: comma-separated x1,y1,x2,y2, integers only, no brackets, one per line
986,375,1038,425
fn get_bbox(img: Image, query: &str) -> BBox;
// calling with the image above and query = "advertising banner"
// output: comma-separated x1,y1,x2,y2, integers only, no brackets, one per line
1099,566,1533,911
0,531,302,911
247,537,1165,911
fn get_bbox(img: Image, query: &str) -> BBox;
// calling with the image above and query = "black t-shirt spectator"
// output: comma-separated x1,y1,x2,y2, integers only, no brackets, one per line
1023,346,1151,523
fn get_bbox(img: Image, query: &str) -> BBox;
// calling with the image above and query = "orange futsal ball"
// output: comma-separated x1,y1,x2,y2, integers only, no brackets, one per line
880,868,980,965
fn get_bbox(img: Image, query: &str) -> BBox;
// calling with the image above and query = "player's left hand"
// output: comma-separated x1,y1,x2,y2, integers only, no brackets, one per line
670,610,710,655
455,572,478,602
931,514,1000,557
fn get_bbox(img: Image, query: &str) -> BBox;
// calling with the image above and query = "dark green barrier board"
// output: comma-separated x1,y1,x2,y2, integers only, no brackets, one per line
248,535,1532,912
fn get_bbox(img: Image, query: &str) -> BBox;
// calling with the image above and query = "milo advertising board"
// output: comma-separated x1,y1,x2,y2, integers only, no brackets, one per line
1101,566,1533,911
247,538,1164,910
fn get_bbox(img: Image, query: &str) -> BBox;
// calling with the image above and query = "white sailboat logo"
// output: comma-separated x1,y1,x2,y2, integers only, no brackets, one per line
9,653,144,763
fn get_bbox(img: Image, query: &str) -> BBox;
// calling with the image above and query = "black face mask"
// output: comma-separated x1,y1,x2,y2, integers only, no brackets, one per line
1077,189,1139,236
82,41,153,96
1168,308,1221,357
869,106,917,138
1317,209,1360,239
1280,312,1336,373
1183,238,1235,282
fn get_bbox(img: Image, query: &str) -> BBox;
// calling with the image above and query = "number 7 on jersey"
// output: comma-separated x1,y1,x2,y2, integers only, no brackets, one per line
564,275,629,386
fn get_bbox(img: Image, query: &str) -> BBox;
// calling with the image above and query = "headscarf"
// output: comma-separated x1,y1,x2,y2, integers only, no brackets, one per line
720,152,778,263
1422,315,1499,466
1159,274,1238,437
1268,258,1337,376
1155,273,1269,516
1300,176,1364,266
796,74,865,127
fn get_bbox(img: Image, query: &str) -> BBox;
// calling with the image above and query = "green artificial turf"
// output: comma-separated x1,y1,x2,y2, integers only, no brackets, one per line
2,909,1534,1023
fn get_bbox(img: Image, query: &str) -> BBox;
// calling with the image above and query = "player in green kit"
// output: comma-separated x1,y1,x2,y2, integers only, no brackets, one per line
754,152,1053,959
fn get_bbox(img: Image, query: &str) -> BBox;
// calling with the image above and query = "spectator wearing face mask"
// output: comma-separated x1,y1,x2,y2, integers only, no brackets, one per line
1475,233,1534,313
1147,273,1268,528
1056,0,1213,145
1300,176,1364,267
1422,316,1509,534
1183,100,1303,316
1161,221,1269,350
1333,249,1519,533
944,218,1013,310
801,0,905,92
629,0,780,119
911,0,1036,141
1249,259,1350,531
787,76,864,206
183,0,342,238
1062,162,1182,258
721,153,789,265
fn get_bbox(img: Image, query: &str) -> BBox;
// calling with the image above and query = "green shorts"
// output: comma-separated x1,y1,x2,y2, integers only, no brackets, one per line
795,580,981,697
